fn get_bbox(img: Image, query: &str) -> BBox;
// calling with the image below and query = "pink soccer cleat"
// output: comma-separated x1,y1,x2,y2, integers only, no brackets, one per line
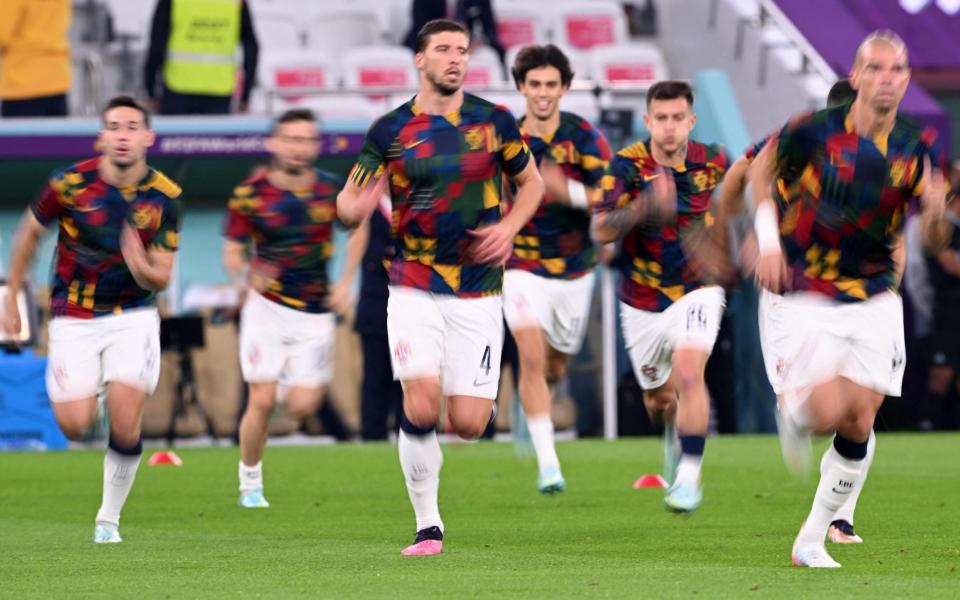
401,526,443,556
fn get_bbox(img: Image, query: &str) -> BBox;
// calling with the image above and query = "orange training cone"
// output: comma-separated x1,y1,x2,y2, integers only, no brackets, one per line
148,451,183,466
632,474,667,489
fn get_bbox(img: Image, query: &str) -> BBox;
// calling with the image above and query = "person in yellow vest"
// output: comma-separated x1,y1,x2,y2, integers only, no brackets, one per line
144,0,259,115
0,0,71,117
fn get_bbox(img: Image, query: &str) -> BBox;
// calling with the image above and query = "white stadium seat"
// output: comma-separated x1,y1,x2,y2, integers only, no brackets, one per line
550,1,629,50
252,8,305,51
341,46,418,91
306,7,387,57
251,51,341,112
464,46,507,90
589,42,668,87
493,4,549,49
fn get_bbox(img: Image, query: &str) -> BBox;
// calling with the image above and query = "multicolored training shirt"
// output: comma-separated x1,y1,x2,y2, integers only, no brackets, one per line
30,157,182,319
507,111,612,279
223,169,342,313
596,140,729,312
349,93,532,297
772,102,945,302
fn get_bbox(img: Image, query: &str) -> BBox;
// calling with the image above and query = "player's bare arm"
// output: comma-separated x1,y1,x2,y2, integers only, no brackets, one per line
919,155,950,252
748,140,789,293
329,218,370,316
120,222,175,291
591,166,676,244
1,208,47,336
468,159,544,265
336,173,388,228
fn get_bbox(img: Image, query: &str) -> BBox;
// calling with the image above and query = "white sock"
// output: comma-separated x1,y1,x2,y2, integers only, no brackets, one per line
674,454,703,488
239,461,263,493
833,430,876,525
95,448,142,526
797,444,862,548
526,414,560,474
398,429,444,533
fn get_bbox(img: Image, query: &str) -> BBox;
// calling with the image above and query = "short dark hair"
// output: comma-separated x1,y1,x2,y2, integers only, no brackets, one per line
414,18,469,53
511,44,574,89
272,108,317,134
645,80,694,108
827,79,856,106
101,95,150,128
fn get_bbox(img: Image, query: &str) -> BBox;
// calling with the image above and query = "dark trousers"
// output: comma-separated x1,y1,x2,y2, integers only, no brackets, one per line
360,333,403,440
1,94,68,117
160,87,232,115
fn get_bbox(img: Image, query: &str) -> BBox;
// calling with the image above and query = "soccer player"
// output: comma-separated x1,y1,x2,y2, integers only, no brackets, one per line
1,96,182,543
750,31,949,567
337,18,544,556
592,81,729,513
712,79,879,545
502,44,612,494
222,108,343,508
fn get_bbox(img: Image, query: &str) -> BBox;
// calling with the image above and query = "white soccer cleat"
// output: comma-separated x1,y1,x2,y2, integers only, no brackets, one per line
791,540,841,568
775,406,812,477
239,488,270,508
93,522,122,544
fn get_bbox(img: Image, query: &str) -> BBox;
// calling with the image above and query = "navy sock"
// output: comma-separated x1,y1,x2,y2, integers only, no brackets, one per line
108,436,142,456
400,413,436,436
833,433,867,460
679,434,705,457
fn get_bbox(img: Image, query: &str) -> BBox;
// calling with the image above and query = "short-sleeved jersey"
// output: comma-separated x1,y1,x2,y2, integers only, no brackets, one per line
596,140,729,312
223,169,341,313
773,102,945,302
30,157,182,319
507,111,612,279
348,93,532,297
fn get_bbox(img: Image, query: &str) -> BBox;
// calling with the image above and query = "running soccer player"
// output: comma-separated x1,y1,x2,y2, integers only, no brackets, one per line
1,96,182,544
503,44,612,495
222,108,343,509
336,18,543,556
750,31,949,568
592,80,729,513
712,79,878,545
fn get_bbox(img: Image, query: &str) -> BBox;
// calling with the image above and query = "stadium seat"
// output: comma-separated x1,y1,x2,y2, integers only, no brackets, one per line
589,42,667,87
464,46,507,90
341,46,418,91
558,90,601,122
492,4,549,49
306,7,387,57
103,0,153,52
477,91,528,120
251,8,305,51
252,51,340,113
279,95,389,123
550,1,629,50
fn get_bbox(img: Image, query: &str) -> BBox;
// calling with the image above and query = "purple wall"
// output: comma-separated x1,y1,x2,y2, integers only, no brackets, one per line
775,0,951,155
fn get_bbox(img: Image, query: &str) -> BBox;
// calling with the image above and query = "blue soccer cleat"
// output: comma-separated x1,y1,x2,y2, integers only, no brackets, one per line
537,466,566,495
664,481,702,514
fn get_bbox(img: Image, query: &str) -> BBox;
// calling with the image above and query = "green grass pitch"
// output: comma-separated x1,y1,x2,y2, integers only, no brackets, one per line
1,434,958,598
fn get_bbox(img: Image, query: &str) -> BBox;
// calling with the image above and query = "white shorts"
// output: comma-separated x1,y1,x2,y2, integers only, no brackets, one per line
46,308,161,403
759,290,905,397
503,269,594,355
239,290,335,388
387,286,503,400
620,286,726,390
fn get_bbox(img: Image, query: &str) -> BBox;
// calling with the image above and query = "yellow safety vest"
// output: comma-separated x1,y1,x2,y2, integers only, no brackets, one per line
163,0,241,96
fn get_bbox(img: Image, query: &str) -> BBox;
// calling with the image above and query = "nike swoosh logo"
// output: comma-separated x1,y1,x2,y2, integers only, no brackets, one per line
404,139,426,149
831,487,853,495
643,173,661,181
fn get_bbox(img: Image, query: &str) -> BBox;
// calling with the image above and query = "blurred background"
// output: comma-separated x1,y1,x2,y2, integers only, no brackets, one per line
1,0,958,449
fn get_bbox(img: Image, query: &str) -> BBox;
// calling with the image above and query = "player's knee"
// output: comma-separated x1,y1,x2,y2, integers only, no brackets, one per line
643,389,675,418
672,352,705,392
57,418,90,441
517,341,546,375
109,427,142,449
546,356,568,384
285,390,323,418
449,416,486,440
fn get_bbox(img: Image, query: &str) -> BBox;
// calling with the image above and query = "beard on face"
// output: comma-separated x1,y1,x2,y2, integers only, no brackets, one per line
427,70,460,96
